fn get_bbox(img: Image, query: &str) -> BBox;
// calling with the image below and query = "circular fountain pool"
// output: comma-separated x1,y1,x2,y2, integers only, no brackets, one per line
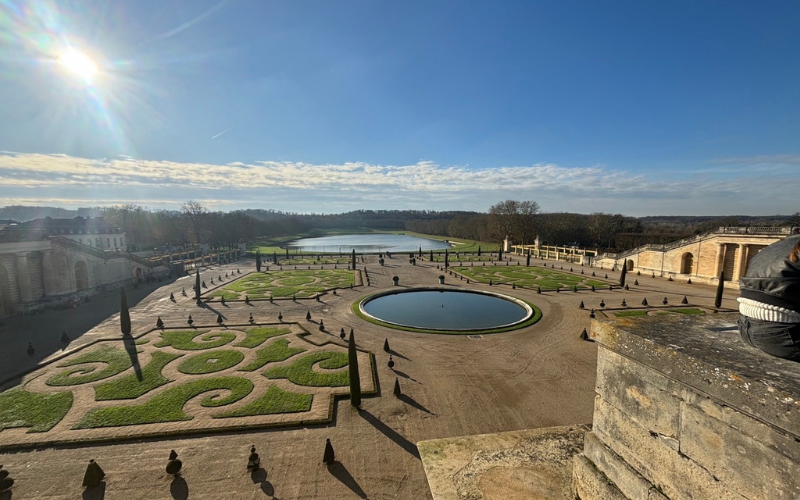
357,288,539,333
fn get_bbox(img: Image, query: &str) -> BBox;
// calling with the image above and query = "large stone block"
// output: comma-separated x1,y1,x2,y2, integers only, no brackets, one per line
680,400,800,500
591,313,800,437
593,396,747,500
573,454,629,500
583,431,652,500
597,348,682,438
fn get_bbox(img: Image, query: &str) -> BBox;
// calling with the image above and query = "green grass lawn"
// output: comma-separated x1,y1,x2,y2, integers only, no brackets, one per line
239,338,305,372
0,387,73,433
264,351,350,387
215,385,313,418
154,330,237,350
614,310,649,317
668,308,705,315
235,327,293,348
76,377,255,428
46,345,134,386
177,350,245,375
94,351,183,400
453,265,611,290
0,324,367,437
208,269,355,300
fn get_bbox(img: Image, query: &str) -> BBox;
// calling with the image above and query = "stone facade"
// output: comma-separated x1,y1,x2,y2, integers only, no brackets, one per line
0,218,164,317
572,313,800,500
593,227,793,289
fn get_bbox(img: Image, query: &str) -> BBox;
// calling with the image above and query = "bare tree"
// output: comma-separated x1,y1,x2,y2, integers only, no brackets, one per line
182,201,209,245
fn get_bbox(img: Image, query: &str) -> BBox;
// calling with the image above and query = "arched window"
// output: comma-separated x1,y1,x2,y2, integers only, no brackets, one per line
681,253,694,275
626,260,634,271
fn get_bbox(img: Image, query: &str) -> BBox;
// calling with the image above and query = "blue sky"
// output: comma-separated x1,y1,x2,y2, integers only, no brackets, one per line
0,0,798,215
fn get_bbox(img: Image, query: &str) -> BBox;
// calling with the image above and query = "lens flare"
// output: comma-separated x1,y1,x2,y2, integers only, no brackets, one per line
57,48,98,79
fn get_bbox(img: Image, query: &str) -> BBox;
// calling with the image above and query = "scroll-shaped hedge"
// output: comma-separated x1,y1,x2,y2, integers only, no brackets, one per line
178,350,244,375
263,351,349,387
234,327,292,349
46,345,133,386
238,339,305,372
0,387,73,433
94,351,183,400
76,377,254,428
215,385,312,418
154,330,236,350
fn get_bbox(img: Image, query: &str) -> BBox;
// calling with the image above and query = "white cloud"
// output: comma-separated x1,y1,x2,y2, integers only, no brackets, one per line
0,152,796,215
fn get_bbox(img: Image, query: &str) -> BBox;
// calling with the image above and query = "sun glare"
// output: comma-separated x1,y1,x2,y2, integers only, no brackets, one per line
56,48,99,80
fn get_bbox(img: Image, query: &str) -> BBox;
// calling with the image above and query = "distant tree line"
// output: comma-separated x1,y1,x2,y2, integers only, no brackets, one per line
2,203,794,253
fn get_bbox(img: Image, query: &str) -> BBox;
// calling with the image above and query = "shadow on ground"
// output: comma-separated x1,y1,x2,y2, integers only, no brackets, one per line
359,409,420,459
327,461,367,499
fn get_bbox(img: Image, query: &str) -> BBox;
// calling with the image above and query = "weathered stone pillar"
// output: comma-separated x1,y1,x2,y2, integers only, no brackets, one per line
735,244,749,281
15,253,33,302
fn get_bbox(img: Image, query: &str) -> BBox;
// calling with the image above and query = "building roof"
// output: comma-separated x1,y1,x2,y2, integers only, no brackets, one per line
3,217,122,236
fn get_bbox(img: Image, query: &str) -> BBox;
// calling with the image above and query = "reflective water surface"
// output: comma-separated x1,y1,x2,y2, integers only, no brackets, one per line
362,290,530,330
287,234,451,253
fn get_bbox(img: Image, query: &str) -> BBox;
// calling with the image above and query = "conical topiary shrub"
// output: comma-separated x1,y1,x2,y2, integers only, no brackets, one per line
580,328,589,340
393,377,401,397
323,438,335,465
120,288,131,336
641,298,648,306
156,316,164,328
383,338,390,353
348,329,361,407
579,301,585,309
195,271,202,305
82,459,105,488
619,264,627,287
715,272,725,308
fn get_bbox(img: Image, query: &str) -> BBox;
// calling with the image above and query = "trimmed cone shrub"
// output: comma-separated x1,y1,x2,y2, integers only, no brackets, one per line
82,460,105,488
619,264,627,287
393,377,401,397
383,338,390,353
348,330,361,407
323,438,335,464
715,272,725,308
120,288,131,336
195,272,201,304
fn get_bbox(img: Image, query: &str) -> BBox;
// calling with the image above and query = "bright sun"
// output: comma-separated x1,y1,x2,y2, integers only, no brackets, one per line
56,49,99,80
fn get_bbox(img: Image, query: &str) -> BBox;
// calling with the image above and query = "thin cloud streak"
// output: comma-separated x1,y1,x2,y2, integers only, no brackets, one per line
211,126,235,139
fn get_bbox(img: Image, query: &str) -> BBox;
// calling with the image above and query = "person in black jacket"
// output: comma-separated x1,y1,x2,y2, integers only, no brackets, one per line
737,233,800,361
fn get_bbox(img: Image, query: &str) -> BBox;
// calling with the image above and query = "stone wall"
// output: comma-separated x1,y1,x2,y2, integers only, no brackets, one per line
572,313,800,500
593,232,787,289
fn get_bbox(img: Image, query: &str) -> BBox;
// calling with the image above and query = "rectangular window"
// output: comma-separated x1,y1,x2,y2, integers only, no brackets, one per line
114,237,117,247
79,238,82,244
107,238,110,247
96,238,101,247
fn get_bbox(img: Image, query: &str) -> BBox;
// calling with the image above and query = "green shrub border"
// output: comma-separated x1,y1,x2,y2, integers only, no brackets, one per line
352,288,542,335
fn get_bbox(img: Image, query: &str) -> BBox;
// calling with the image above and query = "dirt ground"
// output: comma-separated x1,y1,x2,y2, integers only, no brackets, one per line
0,253,740,500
